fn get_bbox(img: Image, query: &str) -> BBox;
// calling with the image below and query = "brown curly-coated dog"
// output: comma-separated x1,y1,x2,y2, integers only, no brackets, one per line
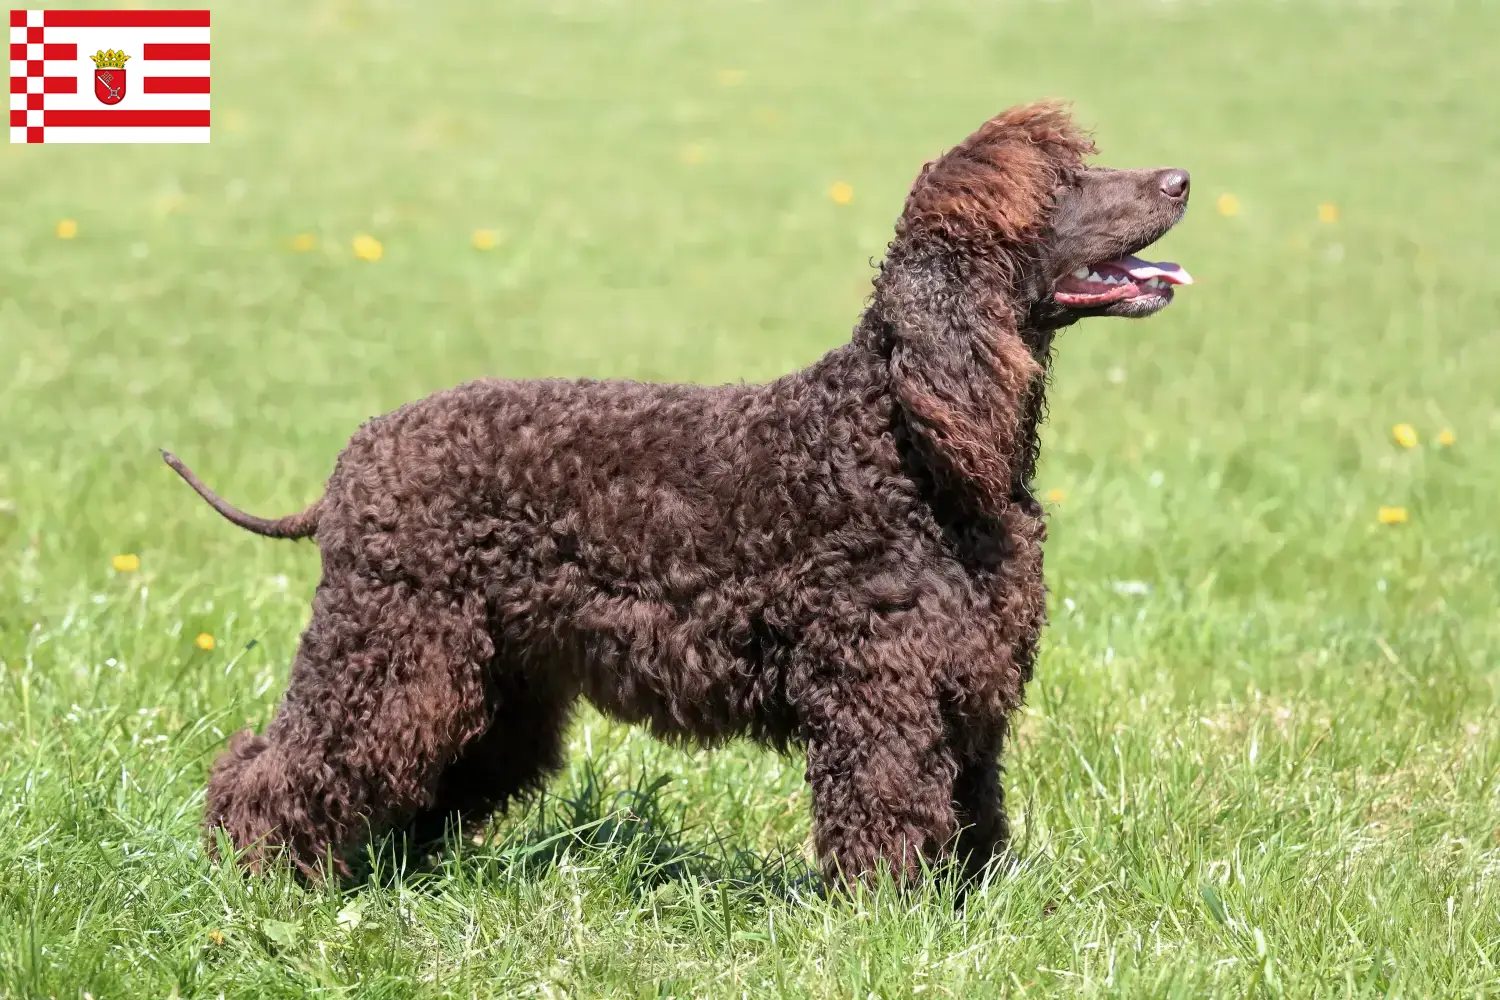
166,102,1192,885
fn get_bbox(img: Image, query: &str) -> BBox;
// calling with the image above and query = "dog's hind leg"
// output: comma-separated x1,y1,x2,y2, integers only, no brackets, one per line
401,665,576,851
204,574,493,877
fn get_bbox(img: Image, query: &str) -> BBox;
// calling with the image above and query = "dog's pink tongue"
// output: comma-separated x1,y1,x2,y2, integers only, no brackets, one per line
1119,254,1193,286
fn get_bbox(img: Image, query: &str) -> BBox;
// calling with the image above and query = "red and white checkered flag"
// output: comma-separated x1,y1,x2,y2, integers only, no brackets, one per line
9,9,209,143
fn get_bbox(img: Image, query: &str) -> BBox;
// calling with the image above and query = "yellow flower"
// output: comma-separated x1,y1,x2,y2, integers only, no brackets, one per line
1377,506,1409,525
1317,202,1339,224
290,233,317,252
1045,487,1067,504
111,553,140,573
351,233,383,261
829,181,854,206
56,219,79,239
679,142,706,165
715,68,744,87
471,228,498,251
207,929,225,946
1391,423,1418,449
195,633,216,651
1215,193,1240,217
1437,428,1455,447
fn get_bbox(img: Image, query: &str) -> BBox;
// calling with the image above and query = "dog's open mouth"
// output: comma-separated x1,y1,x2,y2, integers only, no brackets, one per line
1052,254,1193,312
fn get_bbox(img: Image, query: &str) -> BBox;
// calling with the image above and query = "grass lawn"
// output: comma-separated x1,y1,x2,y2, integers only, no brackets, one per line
3,0,1499,995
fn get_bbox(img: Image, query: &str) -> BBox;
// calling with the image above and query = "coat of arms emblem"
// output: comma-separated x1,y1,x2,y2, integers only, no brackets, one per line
91,49,130,106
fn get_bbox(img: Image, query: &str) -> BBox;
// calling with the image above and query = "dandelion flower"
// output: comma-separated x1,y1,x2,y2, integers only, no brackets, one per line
1215,193,1240,217
715,68,744,86
679,142,706,165
56,219,78,239
207,929,226,946
1437,428,1455,447
1317,202,1339,224
471,228,498,251
1377,506,1409,525
195,633,216,651
1391,423,1418,449
290,233,317,252
1046,487,1067,504
111,553,140,573
351,233,383,261
829,181,854,206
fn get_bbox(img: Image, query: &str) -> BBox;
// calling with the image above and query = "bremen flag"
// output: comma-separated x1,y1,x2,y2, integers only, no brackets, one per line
9,9,209,143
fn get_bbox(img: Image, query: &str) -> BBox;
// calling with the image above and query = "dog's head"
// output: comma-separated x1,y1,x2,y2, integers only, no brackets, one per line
896,102,1192,331
876,103,1192,516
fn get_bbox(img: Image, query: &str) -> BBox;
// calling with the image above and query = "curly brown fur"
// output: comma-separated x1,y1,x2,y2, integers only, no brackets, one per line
175,101,1191,886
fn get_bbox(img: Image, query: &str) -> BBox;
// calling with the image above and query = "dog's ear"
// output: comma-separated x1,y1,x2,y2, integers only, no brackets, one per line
876,103,1089,514
882,265,1042,517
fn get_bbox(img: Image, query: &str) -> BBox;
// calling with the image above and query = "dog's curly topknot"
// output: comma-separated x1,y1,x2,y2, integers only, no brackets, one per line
185,103,1087,886
899,101,1095,246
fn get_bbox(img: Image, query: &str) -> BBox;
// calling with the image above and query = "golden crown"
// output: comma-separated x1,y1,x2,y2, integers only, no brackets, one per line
90,49,130,69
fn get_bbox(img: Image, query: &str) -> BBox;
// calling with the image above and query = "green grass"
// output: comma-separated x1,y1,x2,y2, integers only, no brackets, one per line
3,0,1499,995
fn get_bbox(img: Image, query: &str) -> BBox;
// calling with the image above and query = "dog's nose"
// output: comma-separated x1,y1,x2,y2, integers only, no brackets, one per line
1158,169,1190,200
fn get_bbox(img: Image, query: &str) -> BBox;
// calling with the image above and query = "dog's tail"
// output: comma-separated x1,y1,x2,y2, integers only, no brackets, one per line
161,450,321,540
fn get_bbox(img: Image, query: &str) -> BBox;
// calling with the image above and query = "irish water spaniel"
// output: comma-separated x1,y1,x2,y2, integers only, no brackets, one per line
166,102,1192,885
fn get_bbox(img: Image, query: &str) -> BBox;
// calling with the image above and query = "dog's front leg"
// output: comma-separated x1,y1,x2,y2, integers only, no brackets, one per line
798,656,956,888
950,719,1009,883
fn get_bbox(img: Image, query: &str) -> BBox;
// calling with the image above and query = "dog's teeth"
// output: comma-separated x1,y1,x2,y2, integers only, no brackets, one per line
1088,272,1103,282
1072,267,1090,279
